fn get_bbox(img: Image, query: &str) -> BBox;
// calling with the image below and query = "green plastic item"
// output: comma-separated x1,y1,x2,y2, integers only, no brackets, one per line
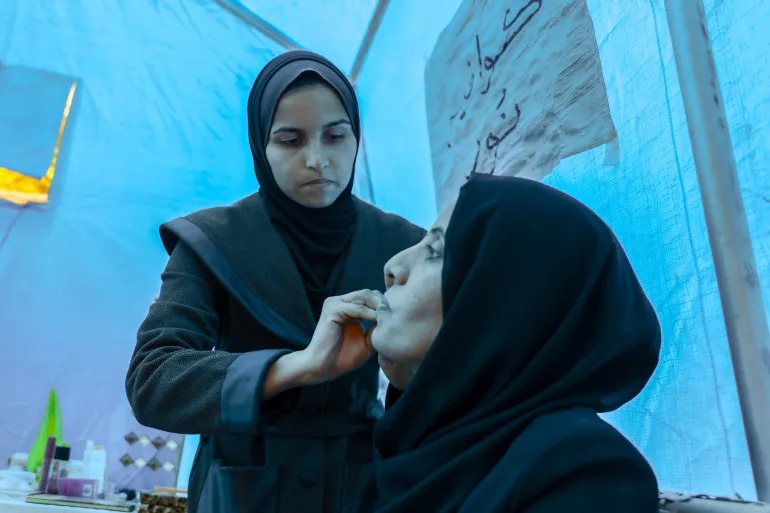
26,389,63,474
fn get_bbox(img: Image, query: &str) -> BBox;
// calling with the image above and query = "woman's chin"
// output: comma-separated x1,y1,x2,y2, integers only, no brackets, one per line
371,327,403,365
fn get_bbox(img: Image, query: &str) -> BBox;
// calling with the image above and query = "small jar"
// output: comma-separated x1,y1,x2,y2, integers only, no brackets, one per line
46,446,71,495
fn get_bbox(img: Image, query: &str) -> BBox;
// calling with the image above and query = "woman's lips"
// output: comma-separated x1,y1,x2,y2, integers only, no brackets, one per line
368,296,391,353
377,295,391,312
304,179,335,187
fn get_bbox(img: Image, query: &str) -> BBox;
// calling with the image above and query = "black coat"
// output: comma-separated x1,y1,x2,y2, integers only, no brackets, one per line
126,193,425,513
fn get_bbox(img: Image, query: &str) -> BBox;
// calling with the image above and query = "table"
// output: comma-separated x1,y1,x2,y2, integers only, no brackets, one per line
0,495,113,512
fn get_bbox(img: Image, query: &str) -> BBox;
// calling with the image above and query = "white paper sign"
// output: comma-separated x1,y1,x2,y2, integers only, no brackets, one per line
425,0,617,212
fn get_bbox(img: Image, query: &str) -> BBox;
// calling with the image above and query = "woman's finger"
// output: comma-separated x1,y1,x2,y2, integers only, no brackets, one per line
337,302,377,323
338,289,382,311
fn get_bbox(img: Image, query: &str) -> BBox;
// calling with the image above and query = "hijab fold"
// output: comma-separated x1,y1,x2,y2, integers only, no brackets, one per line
247,51,361,319
367,174,661,511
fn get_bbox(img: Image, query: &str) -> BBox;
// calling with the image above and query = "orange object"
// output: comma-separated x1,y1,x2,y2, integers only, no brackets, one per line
365,325,376,354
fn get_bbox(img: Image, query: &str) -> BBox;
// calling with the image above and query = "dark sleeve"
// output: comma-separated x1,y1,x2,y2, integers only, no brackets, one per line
517,425,659,513
125,242,290,435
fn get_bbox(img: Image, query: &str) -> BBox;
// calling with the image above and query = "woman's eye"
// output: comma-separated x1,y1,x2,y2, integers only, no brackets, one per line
280,137,300,146
328,132,346,142
425,244,442,260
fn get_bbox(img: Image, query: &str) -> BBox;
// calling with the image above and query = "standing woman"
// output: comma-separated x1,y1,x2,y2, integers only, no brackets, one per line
125,51,425,513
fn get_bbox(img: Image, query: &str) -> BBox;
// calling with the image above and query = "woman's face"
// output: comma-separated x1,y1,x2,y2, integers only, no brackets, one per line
371,204,456,372
265,83,357,208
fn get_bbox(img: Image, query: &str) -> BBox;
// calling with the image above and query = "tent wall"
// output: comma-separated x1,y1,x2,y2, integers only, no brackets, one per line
237,0,377,72
357,0,770,500
355,0,465,228
1,0,768,500
0,0,285,490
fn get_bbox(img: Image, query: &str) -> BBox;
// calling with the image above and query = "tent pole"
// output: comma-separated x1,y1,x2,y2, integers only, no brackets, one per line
211,0,302,50
664,0,770,500
349,0,392,83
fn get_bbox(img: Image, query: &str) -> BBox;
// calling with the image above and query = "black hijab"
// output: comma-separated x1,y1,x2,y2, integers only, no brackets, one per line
247,51,361,319
369,174,661,511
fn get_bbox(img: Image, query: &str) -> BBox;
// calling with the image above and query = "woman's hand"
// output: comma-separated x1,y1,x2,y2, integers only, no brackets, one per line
302,289,381,385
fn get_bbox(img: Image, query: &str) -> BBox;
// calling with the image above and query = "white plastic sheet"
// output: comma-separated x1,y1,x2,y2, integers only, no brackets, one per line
425,0,617,212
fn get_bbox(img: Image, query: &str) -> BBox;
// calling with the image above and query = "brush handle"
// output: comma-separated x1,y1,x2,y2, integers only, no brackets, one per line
38,436,57,492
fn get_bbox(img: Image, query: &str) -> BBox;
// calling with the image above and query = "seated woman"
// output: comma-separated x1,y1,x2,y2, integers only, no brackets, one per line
357,173,662,512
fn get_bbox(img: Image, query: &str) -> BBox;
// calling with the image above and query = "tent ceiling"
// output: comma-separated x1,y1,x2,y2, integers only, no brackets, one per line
232,0,380,73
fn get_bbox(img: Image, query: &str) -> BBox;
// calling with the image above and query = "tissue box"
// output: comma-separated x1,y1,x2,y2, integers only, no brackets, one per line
58,478,98,498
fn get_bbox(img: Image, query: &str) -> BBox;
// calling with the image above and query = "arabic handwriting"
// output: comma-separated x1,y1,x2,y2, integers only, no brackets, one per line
466,139,501,179
466,138,483,179
496,88,507,110
490,145,500,175
485,103,521,150
503,0,542,31
451,0,542,124
463,60,475,100
484,0,542,72
486,132,501,150
449,1,537,174
465,103,522,179
475,34,484,70
450,107,466,123
471,36,492,96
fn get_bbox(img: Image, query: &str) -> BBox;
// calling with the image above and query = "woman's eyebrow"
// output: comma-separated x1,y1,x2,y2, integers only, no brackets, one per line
271,126,301,135
428,227,445,241
272,119,350,135
323,119,351,129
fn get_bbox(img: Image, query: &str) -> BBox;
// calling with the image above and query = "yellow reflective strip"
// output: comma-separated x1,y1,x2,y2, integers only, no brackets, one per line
0,82,77,205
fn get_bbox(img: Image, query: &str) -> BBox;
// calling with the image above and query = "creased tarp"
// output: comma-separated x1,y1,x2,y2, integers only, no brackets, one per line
0,0,284,492
536,0,768,499
356,0,769,501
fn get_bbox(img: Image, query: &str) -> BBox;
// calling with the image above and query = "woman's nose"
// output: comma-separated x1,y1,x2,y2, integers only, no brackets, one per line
384,263,408,289
305,143,329,171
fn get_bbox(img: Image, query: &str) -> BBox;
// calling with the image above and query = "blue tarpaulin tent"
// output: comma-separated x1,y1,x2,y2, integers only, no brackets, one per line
1,0,768,499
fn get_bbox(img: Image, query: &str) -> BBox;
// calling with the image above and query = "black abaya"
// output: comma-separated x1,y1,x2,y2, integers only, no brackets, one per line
362,174,662,512
247,50,362,319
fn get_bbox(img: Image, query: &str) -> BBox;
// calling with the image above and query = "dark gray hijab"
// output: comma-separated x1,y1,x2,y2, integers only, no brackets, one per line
246,51,361,318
